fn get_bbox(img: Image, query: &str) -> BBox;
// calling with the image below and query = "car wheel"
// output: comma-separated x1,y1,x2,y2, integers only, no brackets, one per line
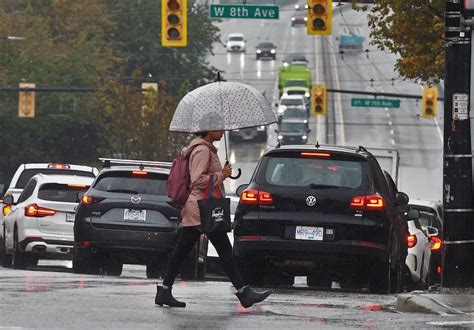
72,248,101,274
272,55,276,60
1,227,12,267
12,230,28,270
307,273,331,288
102,258,123,276
264,272,294,287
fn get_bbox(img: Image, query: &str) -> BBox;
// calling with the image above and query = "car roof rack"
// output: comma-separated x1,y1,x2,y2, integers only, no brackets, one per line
99,158,172,170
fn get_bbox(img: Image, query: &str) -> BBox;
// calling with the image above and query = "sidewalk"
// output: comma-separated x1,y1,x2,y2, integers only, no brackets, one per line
396,287,474,315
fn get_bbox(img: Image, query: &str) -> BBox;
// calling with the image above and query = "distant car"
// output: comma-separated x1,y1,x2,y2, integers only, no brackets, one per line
226,33,246,52
291,14,307,26
282,53,309,67
73,158,207,279
256,41,277,60
229,126,267,142
277,95,308,118
276,118,310,145
282,79,311,99
279,106,309,123
294,3,309,10
2,174,93,269
233,145,413,293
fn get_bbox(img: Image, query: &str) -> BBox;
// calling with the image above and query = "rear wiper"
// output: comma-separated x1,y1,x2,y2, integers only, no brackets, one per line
309,183,338,189
106,189,138,194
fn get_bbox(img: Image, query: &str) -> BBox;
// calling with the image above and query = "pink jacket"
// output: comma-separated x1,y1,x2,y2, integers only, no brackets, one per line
181,137,225,227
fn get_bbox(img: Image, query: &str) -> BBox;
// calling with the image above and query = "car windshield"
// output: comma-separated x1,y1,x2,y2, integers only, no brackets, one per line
258,42,274,48
284,80,307,88
279,122,307,132
282,108,307,119
257,153,366,188
16,169,95,189
38,183,90,203
94,171,168,195
229,36,243,41
281,98,304,106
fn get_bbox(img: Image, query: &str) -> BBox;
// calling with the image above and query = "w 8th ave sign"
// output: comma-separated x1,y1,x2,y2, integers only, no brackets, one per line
209,4,279,19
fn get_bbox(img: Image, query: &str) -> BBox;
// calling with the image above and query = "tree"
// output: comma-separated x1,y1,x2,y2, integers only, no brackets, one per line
356,0,444,82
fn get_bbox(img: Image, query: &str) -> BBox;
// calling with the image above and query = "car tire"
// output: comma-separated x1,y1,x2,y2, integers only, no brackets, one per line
1,227,12,267
12,230,28,270
102,258,123,276
256,56,260,60
307,273,331,288
264,272,294,287
272,55,276,60
72,248,101,274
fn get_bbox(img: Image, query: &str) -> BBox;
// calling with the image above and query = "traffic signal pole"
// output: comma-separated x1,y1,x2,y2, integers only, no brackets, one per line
443,0,474,287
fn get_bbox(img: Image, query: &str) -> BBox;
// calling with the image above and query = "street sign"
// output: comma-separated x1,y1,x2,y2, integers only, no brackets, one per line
209,5,279,19
351,98,400,108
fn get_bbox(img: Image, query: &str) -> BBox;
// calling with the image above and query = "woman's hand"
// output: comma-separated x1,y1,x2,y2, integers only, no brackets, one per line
222,163,233,178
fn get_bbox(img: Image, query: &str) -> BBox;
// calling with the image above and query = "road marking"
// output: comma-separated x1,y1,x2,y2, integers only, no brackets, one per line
391,139,396,145
388,120,392,126
329,37,346,145
434,117,443,144
390,129,394,135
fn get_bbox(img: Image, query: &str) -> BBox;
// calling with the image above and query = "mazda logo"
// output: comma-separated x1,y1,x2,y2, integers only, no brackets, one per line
131,195,141,204
306,195,317,207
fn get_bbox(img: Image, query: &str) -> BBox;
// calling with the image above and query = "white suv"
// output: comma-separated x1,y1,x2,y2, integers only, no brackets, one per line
2,174,93,269
276,94,308,118
226,33,246,52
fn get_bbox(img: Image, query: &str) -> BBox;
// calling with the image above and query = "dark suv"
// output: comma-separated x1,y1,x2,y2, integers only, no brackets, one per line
73,159,207,279
233,145,414,293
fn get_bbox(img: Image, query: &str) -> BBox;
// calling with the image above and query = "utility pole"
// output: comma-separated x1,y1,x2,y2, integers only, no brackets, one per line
443,0,474,287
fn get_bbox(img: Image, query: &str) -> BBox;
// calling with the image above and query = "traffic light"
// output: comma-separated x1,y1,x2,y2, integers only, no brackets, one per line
161,0,187,47
421,85,438,119
311,83,327,116
307,0,332,36
18,83,35,118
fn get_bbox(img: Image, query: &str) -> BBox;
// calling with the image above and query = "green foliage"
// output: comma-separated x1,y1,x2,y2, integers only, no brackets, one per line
355,0,444,82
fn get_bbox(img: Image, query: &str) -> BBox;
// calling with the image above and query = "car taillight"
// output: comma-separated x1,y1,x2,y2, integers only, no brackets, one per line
132,170,148,176
349,194,385,211
48,163,70,169
25,204,56,217
2,204,12,216
407,234,417,248
429,236,442,251
68,183,87,188
81,195,104,205
300,152,331,158
240,189,273,205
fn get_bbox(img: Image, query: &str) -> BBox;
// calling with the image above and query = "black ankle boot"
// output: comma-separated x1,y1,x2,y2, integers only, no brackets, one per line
155,285,186,308
235,285,271,308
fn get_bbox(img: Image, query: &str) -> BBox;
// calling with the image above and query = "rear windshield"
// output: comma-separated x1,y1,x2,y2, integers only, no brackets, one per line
16,169,95,189
281,98,304,106
284,80,307,88
229,36,243,41
257,152,368,189
38,183,90,203
93,171,168,195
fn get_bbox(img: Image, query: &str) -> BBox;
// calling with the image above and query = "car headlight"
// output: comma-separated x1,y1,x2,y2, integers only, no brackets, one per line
295,4,300,9
257,49,262,53
305,4,309,9
305,92,310,97
277,135,283,140
304,17,308,21
302,135,308,140
282,93,288,97
283,62,289,67
271,49,276,54
303,120,308,124
291,17,295,21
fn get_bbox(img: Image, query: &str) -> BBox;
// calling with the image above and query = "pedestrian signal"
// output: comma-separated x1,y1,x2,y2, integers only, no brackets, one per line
307,0,332,36
311,84,327,116
18,83,35,118
162,0,187,47
421,85,438,119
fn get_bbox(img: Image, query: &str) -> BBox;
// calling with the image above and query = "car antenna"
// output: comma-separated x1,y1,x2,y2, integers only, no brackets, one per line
358,145,368,152
315,141,320,148
276,140,281,148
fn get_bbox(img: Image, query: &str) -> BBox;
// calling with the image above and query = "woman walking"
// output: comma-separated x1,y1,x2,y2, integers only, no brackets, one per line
156,131,271,308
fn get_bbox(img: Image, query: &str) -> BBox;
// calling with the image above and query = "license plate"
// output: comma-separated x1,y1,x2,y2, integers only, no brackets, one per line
295,226,323,241
124,209,146,221
66,213,75,222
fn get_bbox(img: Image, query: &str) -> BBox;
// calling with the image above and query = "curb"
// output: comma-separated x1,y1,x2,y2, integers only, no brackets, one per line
396,294,465,315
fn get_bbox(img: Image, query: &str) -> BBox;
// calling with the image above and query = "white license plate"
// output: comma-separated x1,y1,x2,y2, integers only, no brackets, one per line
295,226,324,241
124,209,146,221
66,213,75,222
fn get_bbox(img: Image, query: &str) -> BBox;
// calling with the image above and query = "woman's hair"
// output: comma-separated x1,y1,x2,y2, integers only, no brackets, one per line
194,131,209,138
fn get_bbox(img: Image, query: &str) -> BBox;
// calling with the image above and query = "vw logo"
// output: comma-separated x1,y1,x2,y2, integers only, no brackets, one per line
130,195,141,204
306,195,317,207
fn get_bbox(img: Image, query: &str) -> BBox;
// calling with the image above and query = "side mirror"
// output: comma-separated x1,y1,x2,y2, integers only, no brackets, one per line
406,209,420,220
274,102,279,107
395,191,409,205
425,226,439,237
236,184,249,197
2,195,14,205
307,129,312,133
274,129,279,133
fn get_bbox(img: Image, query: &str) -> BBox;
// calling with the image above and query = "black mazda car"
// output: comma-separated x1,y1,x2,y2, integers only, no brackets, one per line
233,145,415,293
73,159,207,279
256,41,277,60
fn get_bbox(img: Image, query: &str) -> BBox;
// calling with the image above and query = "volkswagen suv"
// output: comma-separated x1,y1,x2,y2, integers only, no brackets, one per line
73,158,207,279
233,145,415,293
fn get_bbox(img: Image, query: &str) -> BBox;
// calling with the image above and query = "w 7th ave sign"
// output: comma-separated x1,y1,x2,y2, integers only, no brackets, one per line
209,5,279,19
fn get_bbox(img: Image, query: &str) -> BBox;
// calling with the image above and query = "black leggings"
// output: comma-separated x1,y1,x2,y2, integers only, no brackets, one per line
163,227,245,290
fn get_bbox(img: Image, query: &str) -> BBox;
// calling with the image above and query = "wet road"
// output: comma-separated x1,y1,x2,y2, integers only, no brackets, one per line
1,264,472,328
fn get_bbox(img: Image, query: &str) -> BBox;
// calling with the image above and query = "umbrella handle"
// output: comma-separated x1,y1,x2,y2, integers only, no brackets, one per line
229,168,242,180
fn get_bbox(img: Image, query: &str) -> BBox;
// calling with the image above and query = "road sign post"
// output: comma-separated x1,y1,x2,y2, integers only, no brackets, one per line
209,5,279,19
351,98,400,108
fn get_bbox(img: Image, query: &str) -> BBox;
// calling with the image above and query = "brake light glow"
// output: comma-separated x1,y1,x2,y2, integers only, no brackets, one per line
132,170,148,176
437,266,442,274
429,236,442,251
48,163,70,169
68,183,87,188
81,195,103,205
350,194,385,211
240,189,273,205
2,205,12,216
407,235,417,248
25,204,56,217
300,152,331,157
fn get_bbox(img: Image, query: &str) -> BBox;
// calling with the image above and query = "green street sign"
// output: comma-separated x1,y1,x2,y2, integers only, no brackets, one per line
209,4,279,19
351,98,400,108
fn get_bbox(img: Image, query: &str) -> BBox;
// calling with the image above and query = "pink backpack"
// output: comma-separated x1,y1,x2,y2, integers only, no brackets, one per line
167,145,211,208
